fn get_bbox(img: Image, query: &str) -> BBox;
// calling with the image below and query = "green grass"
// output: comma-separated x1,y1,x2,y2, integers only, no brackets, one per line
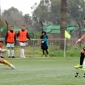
0,57,85,85
3,45,82,57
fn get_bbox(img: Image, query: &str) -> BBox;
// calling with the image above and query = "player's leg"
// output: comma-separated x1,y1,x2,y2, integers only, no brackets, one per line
11,47,15,58
74,48,85,68
19,42,23,58
7,43,11,58
0,52,4,58
7,47,11,58
80,48,85,71
45,49,49,57
11,43,15,58
42,49,45,57
21,46,26,58
0,58,15,69
19,42,26,58
80,59,85,71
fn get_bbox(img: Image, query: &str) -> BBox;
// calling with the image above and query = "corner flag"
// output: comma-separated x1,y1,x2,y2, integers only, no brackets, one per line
65,30,71,39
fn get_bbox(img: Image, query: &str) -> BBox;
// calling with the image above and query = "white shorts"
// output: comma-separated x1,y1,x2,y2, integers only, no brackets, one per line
19,42,26,46
7,43,14,47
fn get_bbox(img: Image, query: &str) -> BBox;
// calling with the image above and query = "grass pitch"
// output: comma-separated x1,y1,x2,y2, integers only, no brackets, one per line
0,57,85,85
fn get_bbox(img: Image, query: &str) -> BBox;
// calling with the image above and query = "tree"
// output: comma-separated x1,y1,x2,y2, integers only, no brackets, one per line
32,0,61,27
2,7,25,27
2,7,33,28
60,0,67,50
0,19,6,37
23,14,32,27
32,0,85,26
32,0,52,31
67,0,85,25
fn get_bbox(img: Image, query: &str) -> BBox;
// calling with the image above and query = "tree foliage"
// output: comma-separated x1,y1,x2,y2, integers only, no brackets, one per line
0,0,85,34
32,0,85,26
2,7,32,27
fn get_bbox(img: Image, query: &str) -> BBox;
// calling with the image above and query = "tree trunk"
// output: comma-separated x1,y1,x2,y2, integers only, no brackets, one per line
78,22,81,47
60,0,67,50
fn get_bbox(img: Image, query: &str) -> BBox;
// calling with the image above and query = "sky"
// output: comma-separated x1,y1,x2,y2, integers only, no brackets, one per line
0,0,40,15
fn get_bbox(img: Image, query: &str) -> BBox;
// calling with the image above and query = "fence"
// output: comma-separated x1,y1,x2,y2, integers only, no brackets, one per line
31,38,78,57
0,38,85,58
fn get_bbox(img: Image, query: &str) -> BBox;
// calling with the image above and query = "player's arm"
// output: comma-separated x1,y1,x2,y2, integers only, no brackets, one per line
27,32,31,40
14,33,17,45
5,32,8,44
0,48,7,53
76,33,85,44
16,31,20,38
40,35,44,43
0,49,2,52
0,49,7,53
46,35,48,39
40,35,43,39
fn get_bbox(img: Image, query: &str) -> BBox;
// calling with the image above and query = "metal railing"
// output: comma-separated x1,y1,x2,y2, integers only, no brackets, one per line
0,38,84,57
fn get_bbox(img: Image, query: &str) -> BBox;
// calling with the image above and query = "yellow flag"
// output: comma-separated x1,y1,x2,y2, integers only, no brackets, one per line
65,30,71,39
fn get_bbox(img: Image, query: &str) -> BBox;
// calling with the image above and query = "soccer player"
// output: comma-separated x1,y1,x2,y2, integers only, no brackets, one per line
40,31,49,57
5,26,16,58
17,25,31,58
74,34,85,69
0,41,6,58
0,41,4,58
0,41,15,69
74,18,85,70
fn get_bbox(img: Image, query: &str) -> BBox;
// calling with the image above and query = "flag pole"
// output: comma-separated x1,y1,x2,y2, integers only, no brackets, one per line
64,37,66,57
64,30,71,57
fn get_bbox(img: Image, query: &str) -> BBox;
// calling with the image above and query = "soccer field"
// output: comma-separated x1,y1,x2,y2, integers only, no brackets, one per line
0,57,85,85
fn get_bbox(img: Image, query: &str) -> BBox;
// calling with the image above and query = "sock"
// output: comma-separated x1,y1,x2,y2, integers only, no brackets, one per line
80,53,84,65
11,50,14,56
83,59,85,68
4,60,11,66
7,50,10,57
22,49,25,57
20,49,22,57
20,49,22,55
20,49,25,57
